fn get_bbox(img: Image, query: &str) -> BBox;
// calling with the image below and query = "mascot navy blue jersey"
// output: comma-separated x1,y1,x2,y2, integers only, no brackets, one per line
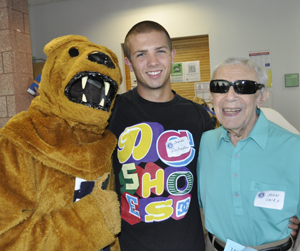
108,88,213,251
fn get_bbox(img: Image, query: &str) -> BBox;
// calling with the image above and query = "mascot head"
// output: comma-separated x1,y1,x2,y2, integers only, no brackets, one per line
37,35,122,131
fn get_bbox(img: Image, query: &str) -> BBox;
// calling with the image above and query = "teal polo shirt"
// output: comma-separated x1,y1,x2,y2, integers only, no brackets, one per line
197,109,300,246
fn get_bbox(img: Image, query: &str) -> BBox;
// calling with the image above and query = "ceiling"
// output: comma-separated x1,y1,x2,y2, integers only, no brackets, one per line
28,0,66,6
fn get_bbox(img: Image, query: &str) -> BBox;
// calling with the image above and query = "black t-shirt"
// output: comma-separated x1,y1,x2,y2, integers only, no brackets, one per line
108,88,213,251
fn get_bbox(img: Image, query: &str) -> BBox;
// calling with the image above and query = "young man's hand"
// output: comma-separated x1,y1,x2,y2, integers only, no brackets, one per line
34,87,40,96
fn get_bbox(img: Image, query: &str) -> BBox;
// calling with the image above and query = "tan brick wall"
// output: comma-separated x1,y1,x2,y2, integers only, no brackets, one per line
0,0,34,129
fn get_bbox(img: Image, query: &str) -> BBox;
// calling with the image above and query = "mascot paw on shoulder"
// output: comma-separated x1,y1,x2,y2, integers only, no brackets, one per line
0,35,122,251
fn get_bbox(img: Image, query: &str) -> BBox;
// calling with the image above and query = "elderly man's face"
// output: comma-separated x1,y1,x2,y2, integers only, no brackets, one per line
210,64,268,138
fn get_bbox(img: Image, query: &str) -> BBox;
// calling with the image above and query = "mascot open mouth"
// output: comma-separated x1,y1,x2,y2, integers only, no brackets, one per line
65,71,118,112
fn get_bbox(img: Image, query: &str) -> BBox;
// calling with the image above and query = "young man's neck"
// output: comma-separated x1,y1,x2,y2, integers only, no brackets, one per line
137,85,175,103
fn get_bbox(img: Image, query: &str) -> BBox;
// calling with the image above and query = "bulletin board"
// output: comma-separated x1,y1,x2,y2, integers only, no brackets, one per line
285,73,299,87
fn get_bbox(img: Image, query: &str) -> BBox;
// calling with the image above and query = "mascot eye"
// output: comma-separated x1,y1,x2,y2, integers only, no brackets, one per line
88,52,115,69
69,47,79,57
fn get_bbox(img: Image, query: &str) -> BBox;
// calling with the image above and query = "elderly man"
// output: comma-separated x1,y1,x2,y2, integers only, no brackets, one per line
197,57,300,251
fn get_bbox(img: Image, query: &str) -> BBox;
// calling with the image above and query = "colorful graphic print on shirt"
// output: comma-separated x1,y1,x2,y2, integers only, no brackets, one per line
117,122,196,225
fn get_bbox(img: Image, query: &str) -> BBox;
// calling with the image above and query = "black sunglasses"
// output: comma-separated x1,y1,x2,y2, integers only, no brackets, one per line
210,79,265,94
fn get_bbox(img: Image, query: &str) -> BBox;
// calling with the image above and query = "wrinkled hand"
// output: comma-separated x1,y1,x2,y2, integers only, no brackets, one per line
91,173,121,235
289,215,299,237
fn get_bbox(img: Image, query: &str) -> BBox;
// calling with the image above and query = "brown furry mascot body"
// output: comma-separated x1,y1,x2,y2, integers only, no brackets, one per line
0,35,122,251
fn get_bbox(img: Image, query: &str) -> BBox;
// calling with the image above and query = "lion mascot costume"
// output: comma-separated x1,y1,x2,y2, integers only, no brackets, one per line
0,35,122,251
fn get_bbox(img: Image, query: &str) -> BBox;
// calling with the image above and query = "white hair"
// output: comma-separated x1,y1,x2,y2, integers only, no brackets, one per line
212,57,268,86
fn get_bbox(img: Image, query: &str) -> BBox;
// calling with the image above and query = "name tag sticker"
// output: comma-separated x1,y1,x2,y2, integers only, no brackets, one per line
254,190,285,210
166,136,191,157
224,239,257,251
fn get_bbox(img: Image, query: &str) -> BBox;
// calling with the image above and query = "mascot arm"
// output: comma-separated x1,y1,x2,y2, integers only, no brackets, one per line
51,189,120,250
89,172,121,235
0,140,37,237
51,173,121,250
0,140,119,250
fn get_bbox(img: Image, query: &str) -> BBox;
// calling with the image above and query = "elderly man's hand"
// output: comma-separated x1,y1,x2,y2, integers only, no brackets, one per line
289,216,299,237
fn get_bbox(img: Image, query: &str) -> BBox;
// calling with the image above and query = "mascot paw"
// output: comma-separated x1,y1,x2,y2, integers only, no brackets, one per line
91,173,121,235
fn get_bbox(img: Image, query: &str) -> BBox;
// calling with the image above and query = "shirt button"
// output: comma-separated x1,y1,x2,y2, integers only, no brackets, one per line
234,174,237,178
235,154,238,158
235,193,239,197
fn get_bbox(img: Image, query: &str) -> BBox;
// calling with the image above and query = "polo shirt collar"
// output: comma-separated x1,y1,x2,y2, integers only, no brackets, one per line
218,109,269,149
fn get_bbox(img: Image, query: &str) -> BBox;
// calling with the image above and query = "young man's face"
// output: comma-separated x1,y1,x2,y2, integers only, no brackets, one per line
125,30,176,92
210,64,268,137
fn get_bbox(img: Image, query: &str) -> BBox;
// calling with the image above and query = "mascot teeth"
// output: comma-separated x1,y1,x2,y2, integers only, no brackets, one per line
100,99,105,106
82,94,87,102
65,71,118,112
104,82,110,95
82,76,88,89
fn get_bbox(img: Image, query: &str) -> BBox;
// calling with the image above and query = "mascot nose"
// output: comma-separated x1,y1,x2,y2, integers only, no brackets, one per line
87,52,115,69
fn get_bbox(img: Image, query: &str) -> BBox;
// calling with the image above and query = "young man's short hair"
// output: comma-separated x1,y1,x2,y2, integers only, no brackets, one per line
124,20,172,60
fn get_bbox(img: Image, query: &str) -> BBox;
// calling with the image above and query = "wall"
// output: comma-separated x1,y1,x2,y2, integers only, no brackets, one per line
29,0,300,131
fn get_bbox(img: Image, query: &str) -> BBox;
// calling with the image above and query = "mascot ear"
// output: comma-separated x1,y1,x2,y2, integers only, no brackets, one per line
44,35,89,56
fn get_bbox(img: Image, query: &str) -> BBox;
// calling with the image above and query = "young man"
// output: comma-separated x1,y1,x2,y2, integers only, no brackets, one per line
108,21,214,250
198,57,300,250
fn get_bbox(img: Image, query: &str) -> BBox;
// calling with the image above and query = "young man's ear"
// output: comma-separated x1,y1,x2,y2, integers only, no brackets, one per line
257,88,270,109
171,49,176,63
124,57,133,72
